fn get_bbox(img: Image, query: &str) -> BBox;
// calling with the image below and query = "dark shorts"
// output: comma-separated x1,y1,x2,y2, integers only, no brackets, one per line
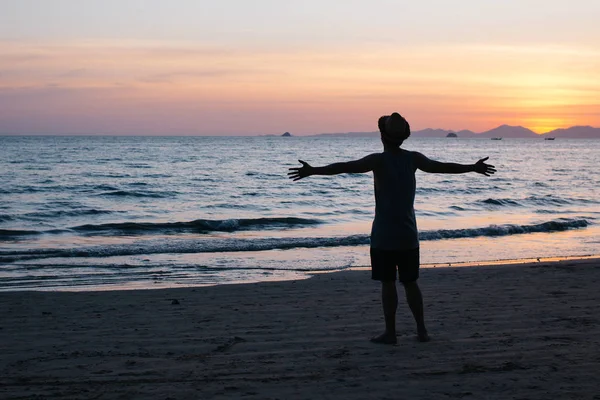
370,247,420,283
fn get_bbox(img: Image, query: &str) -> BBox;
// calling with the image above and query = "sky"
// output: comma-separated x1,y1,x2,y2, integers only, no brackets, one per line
1,0,599,135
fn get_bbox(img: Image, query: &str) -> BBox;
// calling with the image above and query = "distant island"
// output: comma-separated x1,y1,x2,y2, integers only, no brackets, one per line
281,132,292,137
309,125,600,139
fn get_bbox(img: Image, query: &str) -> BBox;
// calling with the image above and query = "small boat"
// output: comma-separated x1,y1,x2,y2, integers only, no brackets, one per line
544,137,555,140
491,137,503,140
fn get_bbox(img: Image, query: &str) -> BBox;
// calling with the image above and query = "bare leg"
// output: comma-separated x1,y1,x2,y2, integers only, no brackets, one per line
402,281,429,342
371,281,398,344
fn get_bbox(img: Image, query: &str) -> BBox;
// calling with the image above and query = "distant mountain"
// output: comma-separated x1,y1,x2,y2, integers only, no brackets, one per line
456,129,477,137
477,125,538,138
312,131,378,137
411,128,477,138
410,128,450,137
315,129,466,138
411,128,451,138
541,126,600,139
307,124,599,139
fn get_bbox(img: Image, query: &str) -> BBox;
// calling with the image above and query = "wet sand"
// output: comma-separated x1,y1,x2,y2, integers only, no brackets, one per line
1,257,599,399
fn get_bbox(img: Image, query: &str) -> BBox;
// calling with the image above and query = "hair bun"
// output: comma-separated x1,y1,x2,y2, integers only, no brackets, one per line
383,112,410,142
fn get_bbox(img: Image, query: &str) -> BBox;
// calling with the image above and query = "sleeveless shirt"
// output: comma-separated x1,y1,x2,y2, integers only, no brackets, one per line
370,149,419,250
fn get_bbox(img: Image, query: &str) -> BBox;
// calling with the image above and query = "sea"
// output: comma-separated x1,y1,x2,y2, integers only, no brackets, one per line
1,135,598,291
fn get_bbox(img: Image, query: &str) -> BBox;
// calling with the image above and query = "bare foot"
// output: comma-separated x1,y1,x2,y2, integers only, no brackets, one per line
370,332,397,345
417,330,430,342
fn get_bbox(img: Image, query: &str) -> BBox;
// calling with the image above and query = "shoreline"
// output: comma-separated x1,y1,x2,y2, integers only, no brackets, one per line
1,256,598,399
2,253,599,293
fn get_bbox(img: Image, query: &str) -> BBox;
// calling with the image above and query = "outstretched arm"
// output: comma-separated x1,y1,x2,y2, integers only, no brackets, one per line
413,152,496,176
288,153,381,181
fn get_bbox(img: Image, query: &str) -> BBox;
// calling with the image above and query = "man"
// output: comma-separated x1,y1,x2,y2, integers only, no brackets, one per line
288,112,496,344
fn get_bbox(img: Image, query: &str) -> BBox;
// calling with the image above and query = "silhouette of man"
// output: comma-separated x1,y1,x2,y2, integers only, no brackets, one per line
288,112,496,344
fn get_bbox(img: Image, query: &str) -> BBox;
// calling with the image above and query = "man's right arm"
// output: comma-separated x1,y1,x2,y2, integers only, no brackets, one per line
413,152,496,176
288,153,383,181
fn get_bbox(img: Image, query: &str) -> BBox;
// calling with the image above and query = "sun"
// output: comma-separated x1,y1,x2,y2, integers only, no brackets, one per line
525,118,568,134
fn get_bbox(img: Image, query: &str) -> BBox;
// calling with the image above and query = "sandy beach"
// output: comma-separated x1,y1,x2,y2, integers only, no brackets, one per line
1,258,599,400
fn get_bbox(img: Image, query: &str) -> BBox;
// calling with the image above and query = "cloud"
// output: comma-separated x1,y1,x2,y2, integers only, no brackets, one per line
1,39,599,134
461,43,600,57
138,67,274,84
57,68,87,78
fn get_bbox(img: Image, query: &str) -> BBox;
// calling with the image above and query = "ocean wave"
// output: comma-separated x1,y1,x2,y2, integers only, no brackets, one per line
478,195,593,207
417,210,456,217
22,209,116,220
0,235,369,262
449,206,470,211
0,229,41,238
0,209,117,224
569,197,600,204
0,217,323,239
419,218,589,240
418,186,506,196
124,163,153,169
525,195,571,206
5,262,345,273
1,186,51,194
245,171,282,179
96,190,177,198
0,214,14,222
204,203,271,211
89,184,120,191
82,172,133,178
481,198,523,206
71,217,323,235
416,187,445,194
0,218,589,260
534,209,563,214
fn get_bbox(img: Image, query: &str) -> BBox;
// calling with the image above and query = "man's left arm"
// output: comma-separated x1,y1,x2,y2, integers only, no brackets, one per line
413,152,496,176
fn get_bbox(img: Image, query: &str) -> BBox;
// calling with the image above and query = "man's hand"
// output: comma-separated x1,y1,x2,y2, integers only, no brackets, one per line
288,160,314,181
474,157,496,176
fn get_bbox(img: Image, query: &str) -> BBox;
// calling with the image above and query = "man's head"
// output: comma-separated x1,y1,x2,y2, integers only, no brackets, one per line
378,112,410,147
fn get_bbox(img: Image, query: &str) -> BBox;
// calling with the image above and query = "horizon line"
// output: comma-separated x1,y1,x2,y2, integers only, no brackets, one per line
1,124,598,137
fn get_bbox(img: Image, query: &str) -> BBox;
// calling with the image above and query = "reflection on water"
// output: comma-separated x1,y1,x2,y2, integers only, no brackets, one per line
0,136,598,290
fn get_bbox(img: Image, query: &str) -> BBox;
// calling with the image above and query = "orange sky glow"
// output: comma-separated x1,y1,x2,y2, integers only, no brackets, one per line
1,1,599,135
